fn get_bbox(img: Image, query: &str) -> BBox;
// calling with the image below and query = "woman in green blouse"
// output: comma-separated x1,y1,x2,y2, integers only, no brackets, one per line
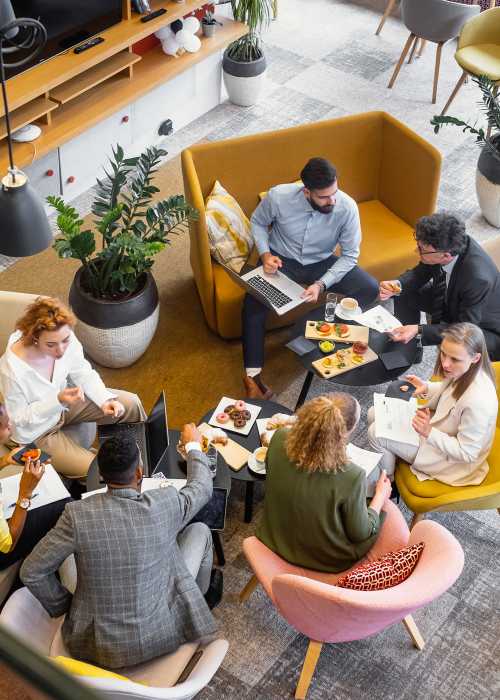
257,392,392,573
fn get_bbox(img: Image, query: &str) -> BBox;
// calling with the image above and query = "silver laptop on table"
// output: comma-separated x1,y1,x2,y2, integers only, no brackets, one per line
220,262,305,315
97,391,169,477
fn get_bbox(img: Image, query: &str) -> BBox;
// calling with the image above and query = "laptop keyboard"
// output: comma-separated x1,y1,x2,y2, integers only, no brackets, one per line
247,275,293,308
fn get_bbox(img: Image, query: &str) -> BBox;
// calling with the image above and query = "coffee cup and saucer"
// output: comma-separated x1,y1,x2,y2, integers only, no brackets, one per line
335,297,362,321
247,446,268,475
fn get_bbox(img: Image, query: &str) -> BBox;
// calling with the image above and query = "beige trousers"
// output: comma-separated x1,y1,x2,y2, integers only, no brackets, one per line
37,390,146,479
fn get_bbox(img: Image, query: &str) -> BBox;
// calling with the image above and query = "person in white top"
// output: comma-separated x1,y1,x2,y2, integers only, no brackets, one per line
0,297,146,479
367,322,498,487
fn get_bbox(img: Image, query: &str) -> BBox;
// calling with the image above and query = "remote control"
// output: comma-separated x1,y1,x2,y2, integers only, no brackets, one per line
74,37,105,54
140,8,167,22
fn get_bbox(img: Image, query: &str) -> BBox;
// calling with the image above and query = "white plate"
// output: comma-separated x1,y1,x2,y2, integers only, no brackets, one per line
208,396,261,436
247,452,267,475
335,305,362,321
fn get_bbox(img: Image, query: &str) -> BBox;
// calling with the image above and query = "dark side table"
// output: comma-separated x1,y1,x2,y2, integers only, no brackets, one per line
199,399,293,524
289,307,418,410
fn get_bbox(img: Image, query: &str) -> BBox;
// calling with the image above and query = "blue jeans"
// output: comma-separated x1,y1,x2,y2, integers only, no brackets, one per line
242,252,379,369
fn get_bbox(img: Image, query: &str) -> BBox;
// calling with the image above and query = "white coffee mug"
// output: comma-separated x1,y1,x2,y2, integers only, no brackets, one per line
340,297,359,315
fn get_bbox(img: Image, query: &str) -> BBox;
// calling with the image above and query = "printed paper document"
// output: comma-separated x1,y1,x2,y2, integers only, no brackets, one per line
373,393,420,447
1,465,70,520
346,443,382,476
357,305,401,333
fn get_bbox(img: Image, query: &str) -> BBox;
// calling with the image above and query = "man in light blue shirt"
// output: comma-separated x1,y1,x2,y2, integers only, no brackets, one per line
243,157,378,398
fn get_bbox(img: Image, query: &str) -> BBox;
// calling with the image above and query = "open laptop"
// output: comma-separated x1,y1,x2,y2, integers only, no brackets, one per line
97,391,169,477
220,261,305,315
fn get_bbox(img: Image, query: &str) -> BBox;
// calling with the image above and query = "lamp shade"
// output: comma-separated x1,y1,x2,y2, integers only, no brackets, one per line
0,171,52,256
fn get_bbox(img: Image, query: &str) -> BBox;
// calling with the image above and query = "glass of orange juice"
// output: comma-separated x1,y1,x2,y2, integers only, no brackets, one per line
417,394,429,408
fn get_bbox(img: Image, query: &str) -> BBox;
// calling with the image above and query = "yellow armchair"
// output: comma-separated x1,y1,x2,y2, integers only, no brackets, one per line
441,6,500,115
395,362,500,528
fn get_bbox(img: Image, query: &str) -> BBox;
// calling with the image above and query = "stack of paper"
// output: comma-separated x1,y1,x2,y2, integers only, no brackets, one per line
373,393,420,446
357,305,401,333
0,465,71,520
346,443,382,476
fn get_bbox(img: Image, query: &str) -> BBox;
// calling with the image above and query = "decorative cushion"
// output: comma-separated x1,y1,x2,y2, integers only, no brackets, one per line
52,656,131,681
336,542,425,591
205,180,253,273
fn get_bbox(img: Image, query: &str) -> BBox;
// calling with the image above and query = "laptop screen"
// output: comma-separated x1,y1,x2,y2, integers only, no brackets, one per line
146,391,169,471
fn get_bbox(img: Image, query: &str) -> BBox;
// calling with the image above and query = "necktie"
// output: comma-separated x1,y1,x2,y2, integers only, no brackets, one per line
431,266,446,324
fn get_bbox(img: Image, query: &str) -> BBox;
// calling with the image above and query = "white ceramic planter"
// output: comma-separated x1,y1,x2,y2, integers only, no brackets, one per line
222,69,267,106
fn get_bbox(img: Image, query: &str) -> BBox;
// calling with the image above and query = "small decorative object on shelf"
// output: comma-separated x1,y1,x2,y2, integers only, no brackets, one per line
155,16,201,57
202,9,221,38
47,145,198,367
431,75,500,228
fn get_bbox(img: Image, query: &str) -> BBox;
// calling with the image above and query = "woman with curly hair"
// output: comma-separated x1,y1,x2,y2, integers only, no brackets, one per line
0,297,145,480
256,392,392,573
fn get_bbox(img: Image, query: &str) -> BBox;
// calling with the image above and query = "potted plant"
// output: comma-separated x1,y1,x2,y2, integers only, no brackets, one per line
201,9,218,37
223,0,272,106
48,145,198,368
431,75,500,228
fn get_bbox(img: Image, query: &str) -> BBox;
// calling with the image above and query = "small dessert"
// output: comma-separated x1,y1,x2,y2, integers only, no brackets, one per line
266,413,296,430
400,384,410,392
389,281,402,293
216,412,230,424
224,404,236,414
242,409,251,420
234,417,247,428
21,448,41,462
201,436,210,453
334,323,350,338
319,340,335,353
322,356,334,367
234,400,246,412
212,435,228,446
318,323,331,335
351,354,364,364
352,341,368,355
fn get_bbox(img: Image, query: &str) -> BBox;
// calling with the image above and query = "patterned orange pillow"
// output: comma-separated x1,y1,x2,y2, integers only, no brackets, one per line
336,542,425,591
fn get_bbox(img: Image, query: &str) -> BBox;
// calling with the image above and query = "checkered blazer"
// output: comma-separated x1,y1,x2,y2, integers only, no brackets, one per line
21,450,217,669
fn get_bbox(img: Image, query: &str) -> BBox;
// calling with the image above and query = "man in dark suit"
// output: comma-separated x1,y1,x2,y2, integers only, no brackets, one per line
379,212,500,360
21,428,222,669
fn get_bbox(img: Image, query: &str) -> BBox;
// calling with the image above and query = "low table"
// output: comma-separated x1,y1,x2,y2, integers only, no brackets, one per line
199,399,293,524
289,308,418,409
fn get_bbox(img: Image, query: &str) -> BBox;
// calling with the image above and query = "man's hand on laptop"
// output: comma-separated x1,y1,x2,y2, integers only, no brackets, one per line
301,283,322,303
101,399,125,418
261,252,283,274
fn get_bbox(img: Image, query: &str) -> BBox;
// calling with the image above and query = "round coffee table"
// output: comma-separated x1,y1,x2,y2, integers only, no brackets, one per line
199,399,293,523
289,307,418,409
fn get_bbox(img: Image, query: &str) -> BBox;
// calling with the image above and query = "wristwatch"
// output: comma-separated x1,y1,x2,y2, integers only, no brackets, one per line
416,325,423,339
314,280,326,293
17,497,31,510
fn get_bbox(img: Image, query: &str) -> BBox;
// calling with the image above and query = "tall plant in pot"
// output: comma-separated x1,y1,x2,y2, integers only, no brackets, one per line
431,75,500,228
48,145,197,368
223,0,272,106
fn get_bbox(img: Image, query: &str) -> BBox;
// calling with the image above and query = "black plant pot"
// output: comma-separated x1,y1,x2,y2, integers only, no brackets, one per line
69,269,160,368
476,134,500,228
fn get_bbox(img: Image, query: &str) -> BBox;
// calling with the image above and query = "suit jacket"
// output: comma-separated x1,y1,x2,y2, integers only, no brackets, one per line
399,236,500,346
21,450,216,669
411,371,498,486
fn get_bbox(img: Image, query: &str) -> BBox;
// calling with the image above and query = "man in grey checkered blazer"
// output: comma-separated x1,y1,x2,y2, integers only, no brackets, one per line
21,426,218,669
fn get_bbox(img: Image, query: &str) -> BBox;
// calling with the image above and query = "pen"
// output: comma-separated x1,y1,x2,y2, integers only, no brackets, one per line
8,493,39,509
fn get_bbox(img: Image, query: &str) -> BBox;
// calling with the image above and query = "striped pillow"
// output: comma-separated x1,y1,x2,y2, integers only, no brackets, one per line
336,542,425,591
205,180,253,273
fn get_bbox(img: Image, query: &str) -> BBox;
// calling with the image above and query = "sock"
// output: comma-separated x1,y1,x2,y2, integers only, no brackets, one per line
245,367,262,378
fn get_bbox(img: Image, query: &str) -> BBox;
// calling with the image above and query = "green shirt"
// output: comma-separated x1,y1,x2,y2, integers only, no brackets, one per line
257,429,382,573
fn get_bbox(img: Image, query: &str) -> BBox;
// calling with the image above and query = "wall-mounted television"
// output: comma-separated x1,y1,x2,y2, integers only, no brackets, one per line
6,1,123,80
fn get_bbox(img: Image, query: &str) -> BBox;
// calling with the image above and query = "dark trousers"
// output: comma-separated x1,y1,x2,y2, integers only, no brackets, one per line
394,286,500,361
0,498,71,571
242,253,379,369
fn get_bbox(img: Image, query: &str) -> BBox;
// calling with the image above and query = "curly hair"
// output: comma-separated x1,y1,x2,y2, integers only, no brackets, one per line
415,212,467,256
97,434,140,484
16,297,76,345
301,157,337,190
285,393,359,473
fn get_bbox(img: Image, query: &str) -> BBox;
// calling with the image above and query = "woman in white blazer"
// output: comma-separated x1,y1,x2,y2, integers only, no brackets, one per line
0,297,146,480
368,322,498,487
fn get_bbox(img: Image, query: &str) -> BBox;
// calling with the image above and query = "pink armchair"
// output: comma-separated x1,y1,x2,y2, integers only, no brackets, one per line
240,502,464,700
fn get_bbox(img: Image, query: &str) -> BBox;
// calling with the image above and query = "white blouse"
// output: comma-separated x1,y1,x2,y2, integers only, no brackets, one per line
0,330,114,444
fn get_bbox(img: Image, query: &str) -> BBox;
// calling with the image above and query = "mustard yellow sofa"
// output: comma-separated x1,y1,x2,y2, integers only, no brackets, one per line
181,111,442,339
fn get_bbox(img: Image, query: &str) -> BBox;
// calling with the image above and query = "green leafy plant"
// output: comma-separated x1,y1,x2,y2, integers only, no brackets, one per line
48,145,198,300
226,0,272,62
431,75,500,161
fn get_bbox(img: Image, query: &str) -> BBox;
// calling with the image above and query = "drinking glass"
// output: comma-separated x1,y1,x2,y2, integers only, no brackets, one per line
325,293,339,322
206,445,218,479
416,395,429,408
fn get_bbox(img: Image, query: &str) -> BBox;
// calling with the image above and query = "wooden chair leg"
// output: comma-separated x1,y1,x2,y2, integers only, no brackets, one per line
407,35,419,64
441,71,467,115
417,38,427,57
376,0,398,36
402,615,425,650
388,33,416,89
295,640,323,700
432,42,443,104
239,574,258,603
410,512,425,529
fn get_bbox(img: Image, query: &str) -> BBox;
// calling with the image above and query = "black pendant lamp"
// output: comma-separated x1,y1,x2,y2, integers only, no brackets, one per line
0,6,52,257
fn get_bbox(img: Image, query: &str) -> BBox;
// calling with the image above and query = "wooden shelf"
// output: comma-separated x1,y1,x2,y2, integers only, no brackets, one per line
49,51,142,105
0,16,247,171
0,98,58,141
3,1,215,113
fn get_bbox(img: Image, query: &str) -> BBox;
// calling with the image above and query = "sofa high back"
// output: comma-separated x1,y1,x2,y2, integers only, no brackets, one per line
182,111,442,338
0,291,39,351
